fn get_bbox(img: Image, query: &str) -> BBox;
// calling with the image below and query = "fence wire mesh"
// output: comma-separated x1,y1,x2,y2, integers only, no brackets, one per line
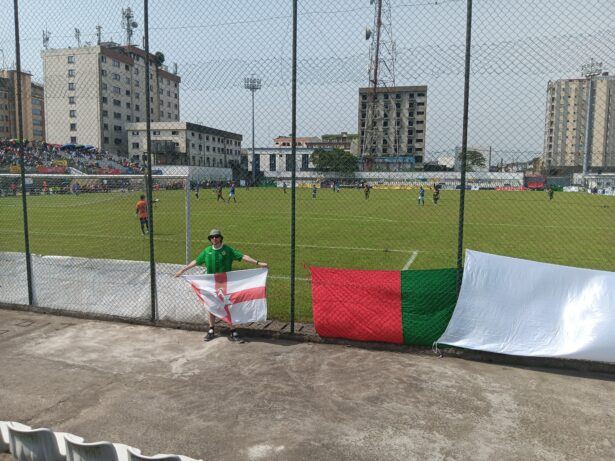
1,0,614,328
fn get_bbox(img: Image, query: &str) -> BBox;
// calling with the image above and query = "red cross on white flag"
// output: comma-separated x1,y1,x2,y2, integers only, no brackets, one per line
183,268,268,324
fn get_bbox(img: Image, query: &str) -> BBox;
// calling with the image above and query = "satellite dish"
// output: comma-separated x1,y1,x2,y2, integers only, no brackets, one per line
365,27,372,40
131,22,138,28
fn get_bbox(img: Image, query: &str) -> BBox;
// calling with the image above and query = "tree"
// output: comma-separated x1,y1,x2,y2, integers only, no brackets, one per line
311,148,358,175
154,51,165,67
465,150,486,171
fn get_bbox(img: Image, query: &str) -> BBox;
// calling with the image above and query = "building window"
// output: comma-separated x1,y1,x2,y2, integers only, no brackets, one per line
102,110,108,117
101,55,107,63
112,86,121,94
69,123,77,131
69,110,76,118
68,83,75,91
32,109,42,116
112,59,120,67
135,117,140,122
125,77,131,84
112,73,120,81
68,69,76,77
132,142,139,148
114,112,121,119
153,131,160,135
114,138,122,145
269,155,276,171
101,69,107,77
114,125,122,132
102,83,108,91
126,102,131,109
135,104,140,111
67,56,75,64
103,123,108,130
70,136,77,143
104,137,109,143
113,99,121,106
125,90,131,96
102,96,108,104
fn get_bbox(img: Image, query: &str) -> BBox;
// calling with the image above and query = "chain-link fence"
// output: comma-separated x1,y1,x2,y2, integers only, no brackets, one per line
2,0,614,332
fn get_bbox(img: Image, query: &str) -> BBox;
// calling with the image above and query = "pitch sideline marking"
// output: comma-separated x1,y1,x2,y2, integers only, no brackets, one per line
0,230,413,254
402,251,419,270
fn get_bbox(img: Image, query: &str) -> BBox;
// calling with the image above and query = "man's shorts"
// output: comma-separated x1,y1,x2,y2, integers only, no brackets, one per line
140,218,148,224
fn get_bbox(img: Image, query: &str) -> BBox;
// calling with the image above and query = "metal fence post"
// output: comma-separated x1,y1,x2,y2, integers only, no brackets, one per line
456,0,474,293
289,0,298,332
13,0,33,305
144,0,158,321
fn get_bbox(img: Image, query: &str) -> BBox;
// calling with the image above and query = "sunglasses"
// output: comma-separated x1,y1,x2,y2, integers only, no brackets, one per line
209,235,221,239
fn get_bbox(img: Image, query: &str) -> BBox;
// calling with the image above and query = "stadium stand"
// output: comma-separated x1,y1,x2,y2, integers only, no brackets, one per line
0,140,147,175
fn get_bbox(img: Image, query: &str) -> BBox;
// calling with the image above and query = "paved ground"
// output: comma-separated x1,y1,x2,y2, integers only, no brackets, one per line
1,309,614,461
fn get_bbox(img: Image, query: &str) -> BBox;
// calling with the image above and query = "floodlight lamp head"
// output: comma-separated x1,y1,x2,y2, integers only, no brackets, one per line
365,27,372,40
131,22,138,28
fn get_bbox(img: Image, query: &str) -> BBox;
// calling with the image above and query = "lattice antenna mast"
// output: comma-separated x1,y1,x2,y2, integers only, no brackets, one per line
361,0,398,162
122,8,139,46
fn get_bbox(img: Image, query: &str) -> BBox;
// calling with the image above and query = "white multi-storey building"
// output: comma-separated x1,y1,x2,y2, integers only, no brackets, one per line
544,73,615,171
42,43,180,153
127,122,242,167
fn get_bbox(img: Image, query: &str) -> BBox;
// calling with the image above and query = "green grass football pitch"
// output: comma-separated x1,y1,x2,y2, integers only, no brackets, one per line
2,187,615,321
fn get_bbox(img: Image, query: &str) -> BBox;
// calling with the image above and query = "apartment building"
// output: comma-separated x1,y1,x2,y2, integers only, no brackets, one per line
358,85,427,169
0,69,45,142
127,122,242,167
544,74,615,171
306,132,359,154
42,43,180,153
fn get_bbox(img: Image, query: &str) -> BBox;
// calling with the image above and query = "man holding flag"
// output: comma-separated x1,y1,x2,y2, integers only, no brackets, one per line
175,229,268,342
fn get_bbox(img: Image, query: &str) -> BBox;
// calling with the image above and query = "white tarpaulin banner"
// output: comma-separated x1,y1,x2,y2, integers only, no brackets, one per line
183,268,268,324
437,250,615,363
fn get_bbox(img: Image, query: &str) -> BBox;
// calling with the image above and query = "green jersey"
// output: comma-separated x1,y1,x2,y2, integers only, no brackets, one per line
195,244,244,273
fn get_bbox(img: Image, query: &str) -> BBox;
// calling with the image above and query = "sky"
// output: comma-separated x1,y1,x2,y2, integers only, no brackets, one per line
1,0,614,163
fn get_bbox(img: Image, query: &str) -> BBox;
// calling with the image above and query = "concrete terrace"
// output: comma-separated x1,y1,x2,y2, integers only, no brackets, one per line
1,309,614,461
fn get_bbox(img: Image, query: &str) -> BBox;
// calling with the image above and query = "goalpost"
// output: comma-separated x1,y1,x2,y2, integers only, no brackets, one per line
0,173,193,264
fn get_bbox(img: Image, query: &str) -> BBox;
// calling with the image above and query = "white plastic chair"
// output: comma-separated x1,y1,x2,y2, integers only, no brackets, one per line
0,421,30,453
8,425,83,461
66,439,140,461
127,447,202,461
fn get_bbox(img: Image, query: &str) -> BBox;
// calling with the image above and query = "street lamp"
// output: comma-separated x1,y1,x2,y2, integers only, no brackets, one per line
244,75,262,185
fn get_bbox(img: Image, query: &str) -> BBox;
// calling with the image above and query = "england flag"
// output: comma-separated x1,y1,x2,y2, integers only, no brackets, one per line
183,268,268,324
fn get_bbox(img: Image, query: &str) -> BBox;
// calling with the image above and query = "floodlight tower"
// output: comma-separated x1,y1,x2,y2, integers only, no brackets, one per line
244,75,262,184
360,0,398,169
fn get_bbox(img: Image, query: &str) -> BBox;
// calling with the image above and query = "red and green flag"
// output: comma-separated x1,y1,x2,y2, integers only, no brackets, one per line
311,267,458,346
